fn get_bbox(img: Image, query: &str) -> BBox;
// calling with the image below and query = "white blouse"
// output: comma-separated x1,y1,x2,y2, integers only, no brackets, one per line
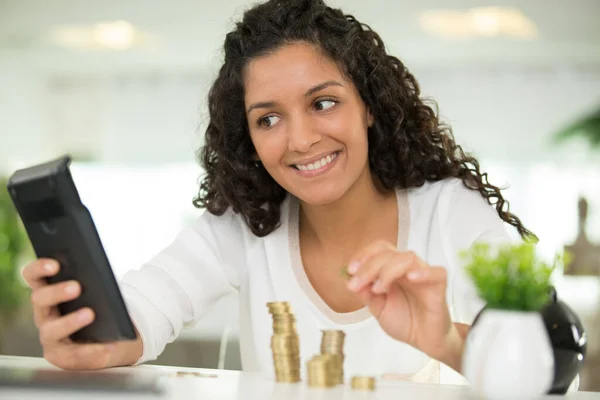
120,178,512,384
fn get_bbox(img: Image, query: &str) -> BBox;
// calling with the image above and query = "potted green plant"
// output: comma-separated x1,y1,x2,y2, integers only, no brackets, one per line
553,105,600,148
460,242,564,400
0,178,32,352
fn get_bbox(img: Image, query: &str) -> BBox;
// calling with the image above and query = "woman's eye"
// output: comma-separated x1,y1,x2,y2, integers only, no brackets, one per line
314,99,337,111
259,115,281,128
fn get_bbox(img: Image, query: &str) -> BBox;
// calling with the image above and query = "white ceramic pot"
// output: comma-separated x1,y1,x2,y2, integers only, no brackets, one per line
462,309,554,400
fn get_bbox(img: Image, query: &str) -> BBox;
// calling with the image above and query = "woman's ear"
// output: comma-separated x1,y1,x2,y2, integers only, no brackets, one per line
367,108,374,127
251,153,262,169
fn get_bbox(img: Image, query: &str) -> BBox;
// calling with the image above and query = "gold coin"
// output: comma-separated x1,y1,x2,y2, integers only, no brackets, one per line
318,331,345,385
267,301,290,307
340,266,352,280
306,355,339,388
350,376,376,390
268,301,304,383
271,333,299,341
320,331,345,351
267,302,292,314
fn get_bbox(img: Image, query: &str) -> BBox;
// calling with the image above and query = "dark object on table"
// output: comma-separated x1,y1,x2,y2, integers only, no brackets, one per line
0,366,164,394
470,286,586,395
540,286,587,394
6,155,136,343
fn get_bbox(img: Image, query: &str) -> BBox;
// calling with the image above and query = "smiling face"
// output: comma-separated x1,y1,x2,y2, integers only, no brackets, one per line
244,42,374,206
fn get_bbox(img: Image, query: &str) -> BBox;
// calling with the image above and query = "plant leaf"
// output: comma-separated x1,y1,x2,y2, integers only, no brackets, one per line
461,242,557,312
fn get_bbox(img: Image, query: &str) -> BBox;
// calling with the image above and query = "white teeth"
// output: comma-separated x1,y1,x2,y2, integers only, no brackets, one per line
295,152,338,171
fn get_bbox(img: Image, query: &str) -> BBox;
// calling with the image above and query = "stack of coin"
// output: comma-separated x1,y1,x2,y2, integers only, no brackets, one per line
307,354,337,388
350,376,376,391
268,302,300,383
320,330,345,384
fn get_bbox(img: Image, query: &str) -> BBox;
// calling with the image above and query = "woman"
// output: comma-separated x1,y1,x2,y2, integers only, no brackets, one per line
22,0,534,384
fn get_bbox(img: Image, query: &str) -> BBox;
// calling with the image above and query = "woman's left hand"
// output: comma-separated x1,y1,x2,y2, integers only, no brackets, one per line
346,240,460,364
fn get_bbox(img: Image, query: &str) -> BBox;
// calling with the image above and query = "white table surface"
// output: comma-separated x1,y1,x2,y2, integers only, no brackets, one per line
0,355,598,400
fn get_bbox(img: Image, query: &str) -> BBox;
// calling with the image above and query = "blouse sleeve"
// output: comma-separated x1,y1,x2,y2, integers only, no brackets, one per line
439,179,516,324
119,208,247,364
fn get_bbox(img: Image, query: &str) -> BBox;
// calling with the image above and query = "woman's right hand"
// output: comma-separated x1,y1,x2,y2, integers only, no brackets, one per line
22,258,137,370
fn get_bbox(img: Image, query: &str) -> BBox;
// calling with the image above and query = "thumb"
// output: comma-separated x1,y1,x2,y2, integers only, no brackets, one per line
355,287,386,319
354,286,373,305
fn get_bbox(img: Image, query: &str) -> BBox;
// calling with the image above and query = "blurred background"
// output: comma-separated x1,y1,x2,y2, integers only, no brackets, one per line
0,0,599,391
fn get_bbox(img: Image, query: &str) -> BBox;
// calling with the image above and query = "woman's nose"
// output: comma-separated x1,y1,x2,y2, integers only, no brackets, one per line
287,115,322,153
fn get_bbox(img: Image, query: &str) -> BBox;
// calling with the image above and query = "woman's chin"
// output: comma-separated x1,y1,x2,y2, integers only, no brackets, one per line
292,187,344,207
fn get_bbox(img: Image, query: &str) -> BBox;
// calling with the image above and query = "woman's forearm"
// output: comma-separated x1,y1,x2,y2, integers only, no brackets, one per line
433,323,470,374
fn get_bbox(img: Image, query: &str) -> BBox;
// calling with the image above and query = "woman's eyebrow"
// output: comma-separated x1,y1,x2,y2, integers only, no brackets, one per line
246,80,343,114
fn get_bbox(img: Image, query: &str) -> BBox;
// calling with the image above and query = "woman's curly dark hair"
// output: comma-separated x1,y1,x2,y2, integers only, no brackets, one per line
193,0,537,241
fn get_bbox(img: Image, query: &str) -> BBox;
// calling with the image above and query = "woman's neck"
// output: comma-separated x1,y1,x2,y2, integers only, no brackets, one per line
298,171,397,255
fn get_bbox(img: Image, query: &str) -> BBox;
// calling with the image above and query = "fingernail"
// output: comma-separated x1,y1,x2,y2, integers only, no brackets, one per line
347,277,361,291
372,280,383,293
45,262,58,273
78,309,92,322
347,261,360,274
408,271,422,280
65,282,79,295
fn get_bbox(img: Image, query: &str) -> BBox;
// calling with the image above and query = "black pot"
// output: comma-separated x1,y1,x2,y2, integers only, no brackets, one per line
540,286,587,394
470,287,586,395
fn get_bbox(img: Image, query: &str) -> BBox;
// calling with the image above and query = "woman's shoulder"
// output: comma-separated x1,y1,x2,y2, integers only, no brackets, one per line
188,195,292,241
403,177,463,204
403,177,499,229
192,206,245,231
410,178,510,243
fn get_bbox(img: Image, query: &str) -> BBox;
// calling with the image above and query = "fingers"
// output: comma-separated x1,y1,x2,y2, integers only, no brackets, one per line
406,266,448,285
353,286,373,304
22,259,60,290
374,265,448,294
346,246,447,296
25,259,68,328
347,240,395,275
347,250,423,293
31,280,81,308
22,260,118,371
347,250,396,292
354,287,387,319
31,280,81,327
372,253,428,293
39,307,94,345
